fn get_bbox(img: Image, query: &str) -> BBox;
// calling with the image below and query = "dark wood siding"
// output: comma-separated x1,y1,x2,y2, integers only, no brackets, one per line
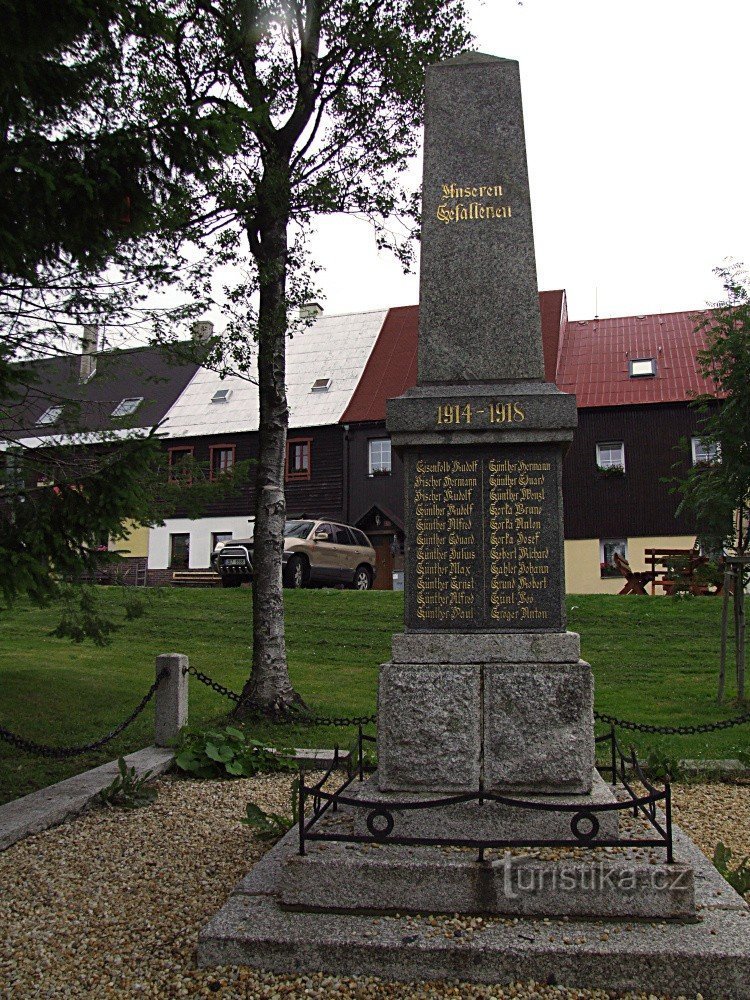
562,403,708,539
345,422,405,528
163,424,345,522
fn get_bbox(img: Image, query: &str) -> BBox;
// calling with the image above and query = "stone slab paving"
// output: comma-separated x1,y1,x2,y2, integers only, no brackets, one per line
198,822,750,998
0,746,175,851
0,746,346,852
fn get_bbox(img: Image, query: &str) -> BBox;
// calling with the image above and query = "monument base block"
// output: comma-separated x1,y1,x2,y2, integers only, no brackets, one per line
197,821,750,998
377,655,594,794
347,770,619,842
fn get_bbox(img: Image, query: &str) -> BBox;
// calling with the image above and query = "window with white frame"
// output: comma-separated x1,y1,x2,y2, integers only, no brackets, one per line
111,397,143,418
629,358,656,377
596,441,625,472
691,437,720,466
600,538,627,577
368,438,392,475
36,405,63,426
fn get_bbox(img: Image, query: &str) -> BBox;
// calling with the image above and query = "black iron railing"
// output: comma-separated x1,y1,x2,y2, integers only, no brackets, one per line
297,726,674,862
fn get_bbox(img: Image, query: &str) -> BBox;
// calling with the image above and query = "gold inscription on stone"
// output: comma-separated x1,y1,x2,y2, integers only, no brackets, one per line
435,402,525,427
413,454,553,627
437,182,512,224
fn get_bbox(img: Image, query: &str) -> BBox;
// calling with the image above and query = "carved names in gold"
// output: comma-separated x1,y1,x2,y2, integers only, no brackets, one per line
410,452,555,629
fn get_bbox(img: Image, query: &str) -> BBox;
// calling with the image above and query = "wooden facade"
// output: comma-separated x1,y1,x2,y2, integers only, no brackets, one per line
163,423,347,523
562,403,705,540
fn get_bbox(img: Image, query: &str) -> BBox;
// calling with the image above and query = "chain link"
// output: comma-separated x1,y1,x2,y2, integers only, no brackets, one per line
594,709,750,735
185,667,375,724
0,670,167,759
186,666,750,735
185,666,241,703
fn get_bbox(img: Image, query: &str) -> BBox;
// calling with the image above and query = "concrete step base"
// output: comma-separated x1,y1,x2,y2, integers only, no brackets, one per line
197,823,750,998
347,769,620,842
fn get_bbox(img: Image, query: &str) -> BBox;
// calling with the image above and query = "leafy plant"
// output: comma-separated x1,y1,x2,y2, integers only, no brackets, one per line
241,778,300,842
174,725,297,779
597,464,625,478
713,842,750,897
96,757,158,809
644,747,685,781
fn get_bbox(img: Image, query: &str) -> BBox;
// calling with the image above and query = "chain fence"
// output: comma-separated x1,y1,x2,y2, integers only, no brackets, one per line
189,666,749,735
592,709,750,736
3,665,749,761
0,670,167,759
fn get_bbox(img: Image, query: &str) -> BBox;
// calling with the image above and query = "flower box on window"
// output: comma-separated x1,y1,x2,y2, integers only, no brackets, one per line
597,464,625,478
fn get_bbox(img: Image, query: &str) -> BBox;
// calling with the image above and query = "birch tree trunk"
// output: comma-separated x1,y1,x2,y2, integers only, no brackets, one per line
235,157,305,717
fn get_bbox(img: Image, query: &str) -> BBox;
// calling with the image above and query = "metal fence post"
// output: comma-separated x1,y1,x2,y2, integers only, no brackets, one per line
154,653,189,746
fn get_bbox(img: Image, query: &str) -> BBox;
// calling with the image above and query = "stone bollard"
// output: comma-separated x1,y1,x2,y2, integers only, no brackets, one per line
154,653,189,747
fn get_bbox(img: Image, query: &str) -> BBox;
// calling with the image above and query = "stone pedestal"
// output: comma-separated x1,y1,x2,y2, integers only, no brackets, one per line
378,633,593,795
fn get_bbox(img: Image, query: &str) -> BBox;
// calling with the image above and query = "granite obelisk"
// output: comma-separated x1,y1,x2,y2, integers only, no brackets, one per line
382,53,590,797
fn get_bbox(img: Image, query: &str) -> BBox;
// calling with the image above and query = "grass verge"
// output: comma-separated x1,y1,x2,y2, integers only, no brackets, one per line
0,587,747,804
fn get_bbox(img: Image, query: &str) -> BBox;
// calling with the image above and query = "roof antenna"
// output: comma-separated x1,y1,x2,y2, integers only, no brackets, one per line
594,286,599,320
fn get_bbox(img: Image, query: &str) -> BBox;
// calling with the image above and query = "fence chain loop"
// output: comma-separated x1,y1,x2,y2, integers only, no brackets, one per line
0,669,168,759
594,709,750,735
187,667,750,735
185,665,241,703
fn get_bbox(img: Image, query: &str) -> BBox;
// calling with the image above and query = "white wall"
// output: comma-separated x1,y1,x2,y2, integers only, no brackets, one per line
149,517,254,569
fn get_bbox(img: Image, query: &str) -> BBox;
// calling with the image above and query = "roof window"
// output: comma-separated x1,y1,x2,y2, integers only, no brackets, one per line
36,405,63,426
629,358,656,378
211,388,233,403
111,397,143,418
311,378,332,393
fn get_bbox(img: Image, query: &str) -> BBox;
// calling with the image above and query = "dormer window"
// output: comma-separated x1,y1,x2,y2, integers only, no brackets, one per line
629,358,656,378
311,378,331,393
111,397,143,418
211,388,232,403
36,405,63,426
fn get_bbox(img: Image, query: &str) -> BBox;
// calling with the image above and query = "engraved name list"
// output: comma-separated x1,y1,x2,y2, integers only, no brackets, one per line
408,446,560,632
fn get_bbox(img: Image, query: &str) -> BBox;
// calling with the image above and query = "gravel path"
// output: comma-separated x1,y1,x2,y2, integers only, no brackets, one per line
0,773,747,999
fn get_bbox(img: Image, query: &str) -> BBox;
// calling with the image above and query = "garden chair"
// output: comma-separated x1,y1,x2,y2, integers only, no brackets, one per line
613,552,656,595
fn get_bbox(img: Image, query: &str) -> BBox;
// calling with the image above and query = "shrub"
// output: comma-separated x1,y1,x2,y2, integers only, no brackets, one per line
174,724,297,779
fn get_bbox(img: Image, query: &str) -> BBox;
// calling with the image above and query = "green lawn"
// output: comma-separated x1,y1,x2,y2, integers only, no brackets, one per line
0,588,747,805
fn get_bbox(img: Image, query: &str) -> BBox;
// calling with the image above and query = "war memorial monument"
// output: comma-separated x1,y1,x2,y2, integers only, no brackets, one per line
199,54,750,996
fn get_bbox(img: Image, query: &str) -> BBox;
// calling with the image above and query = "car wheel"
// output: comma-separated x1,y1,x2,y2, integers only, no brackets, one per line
352,565,372,591
284,555,307,589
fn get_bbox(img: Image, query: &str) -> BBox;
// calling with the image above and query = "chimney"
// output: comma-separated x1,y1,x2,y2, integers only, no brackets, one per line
79,325,99,383
299,302,323,321
191,320,215,344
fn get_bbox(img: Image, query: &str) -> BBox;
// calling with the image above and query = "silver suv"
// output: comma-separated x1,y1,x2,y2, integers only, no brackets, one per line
215,519,377,590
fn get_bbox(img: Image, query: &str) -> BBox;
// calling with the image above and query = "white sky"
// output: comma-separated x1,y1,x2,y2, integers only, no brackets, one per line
310,0,750,321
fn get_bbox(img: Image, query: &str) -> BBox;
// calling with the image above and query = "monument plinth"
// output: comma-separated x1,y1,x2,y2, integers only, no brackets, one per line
380,53,590,797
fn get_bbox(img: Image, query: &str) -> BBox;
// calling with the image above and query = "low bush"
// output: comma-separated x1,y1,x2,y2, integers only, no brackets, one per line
174,724,296,779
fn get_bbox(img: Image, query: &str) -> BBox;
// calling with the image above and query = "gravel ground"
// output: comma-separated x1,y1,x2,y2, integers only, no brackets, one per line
0,772,747,999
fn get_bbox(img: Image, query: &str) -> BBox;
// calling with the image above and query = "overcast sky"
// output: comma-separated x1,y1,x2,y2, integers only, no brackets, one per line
310,0,750,321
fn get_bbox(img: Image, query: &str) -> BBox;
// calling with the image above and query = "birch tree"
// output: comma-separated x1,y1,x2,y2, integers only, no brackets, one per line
146,0,472,716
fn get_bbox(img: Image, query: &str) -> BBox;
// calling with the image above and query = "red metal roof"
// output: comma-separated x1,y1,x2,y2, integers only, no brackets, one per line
556,309,717,408
341,292,565,423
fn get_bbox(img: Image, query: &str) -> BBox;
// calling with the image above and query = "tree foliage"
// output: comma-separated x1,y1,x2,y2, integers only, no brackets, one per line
0,0,237,631
140,0,473,714
676,262,750,703
676,263,750,558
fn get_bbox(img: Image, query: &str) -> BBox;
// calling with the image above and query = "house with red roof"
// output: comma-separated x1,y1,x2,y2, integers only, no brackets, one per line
339,296,716,593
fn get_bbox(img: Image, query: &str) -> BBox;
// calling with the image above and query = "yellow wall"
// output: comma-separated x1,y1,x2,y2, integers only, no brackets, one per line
109,521,149,558
565,535,697,595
